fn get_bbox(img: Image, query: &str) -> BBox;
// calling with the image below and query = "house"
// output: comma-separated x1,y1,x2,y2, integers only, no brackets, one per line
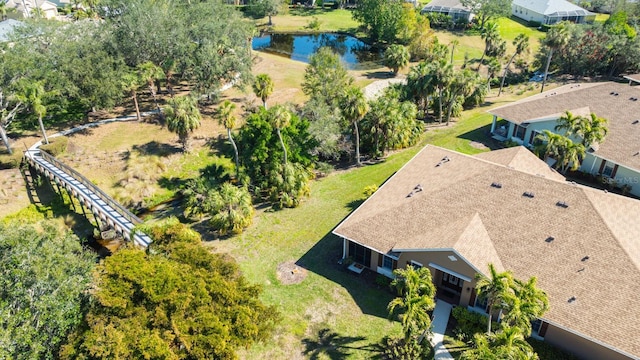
512,0,595,25
333,145,640,360
5,0,59,19
420,0,474,23
488,82,640,198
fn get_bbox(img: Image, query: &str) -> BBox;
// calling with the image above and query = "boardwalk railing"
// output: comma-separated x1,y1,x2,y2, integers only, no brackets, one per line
24,149,152,247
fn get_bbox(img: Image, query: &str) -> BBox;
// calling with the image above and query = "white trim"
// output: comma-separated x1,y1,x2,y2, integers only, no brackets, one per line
394,248,489,278
428,262,472,282
377,266,395,278
410,260,423,268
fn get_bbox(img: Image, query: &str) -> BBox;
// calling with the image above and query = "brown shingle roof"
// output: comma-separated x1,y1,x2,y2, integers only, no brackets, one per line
474,146,565,181
489,82,640,171
333,145,640,358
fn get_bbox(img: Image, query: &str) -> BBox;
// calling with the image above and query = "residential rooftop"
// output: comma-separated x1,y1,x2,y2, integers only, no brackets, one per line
334,145,640,358
489,82,640,172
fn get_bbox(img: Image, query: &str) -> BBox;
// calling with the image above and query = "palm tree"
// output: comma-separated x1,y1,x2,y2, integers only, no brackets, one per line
121,72,143,121
502,277,549,336
164,96,201,152
20,82,50,145
388,266,436,342
136,62,165,115
253,73,274,109
490,326,537,359
499,34,530,96
557,140,585,174
486,57,501,92
580,113,608,148
268,105,291,165
406,61,435,115
383,45,410,76
445,68,478,125
209,182,254,235
478,22,500,71
534,130,565,160
541,22,570,93
340,86,368,166
475,263,514,334
217,100,240,179
449,40,459,65
554,110,582,137
461,333,495,360
433,59,453,123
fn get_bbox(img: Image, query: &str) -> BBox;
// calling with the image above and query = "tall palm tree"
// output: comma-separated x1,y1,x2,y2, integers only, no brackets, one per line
121,72,142,121
217,100,240,179
136,62,165,115
388,266,436,342
486,57,501,92
268,105,291,165
490,326,536,359
340,86,368,166
164,96,201,152
534,129,566,160
253,73,274,109
541,22,570,93
209,182,254,235
406,61,435,115
554,110,582,137
502,277,549,336
445,68,478,125
478,22,500,71
433,59,453,123
475,263,514,334
383,44,410,76
498,34,529,96
449,40,459,65
20,82,50,145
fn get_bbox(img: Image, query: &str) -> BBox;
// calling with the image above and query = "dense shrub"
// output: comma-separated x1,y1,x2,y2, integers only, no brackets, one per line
528,338,577,360
451,306,488,341
40,136,68,156
0,151,23,169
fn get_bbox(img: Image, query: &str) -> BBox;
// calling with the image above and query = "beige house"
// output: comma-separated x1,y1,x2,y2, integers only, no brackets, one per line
6,0,59,19
333,145,640,360
489,82,640,198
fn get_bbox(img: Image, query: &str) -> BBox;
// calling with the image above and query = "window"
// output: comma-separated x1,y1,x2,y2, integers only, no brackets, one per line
348,242,371,267
529,130,541,146
513,124,526,140
474,294,489,311
410,260,423,269
382,255,393,269
603,165,614,177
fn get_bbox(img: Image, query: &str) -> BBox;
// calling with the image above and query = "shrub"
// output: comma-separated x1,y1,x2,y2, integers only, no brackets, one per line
380,336,431,360
305,16,322,30
0,151,23,169
528,338,577,360
363,184,378,198
40,136,68,156
451,306,487,341
375,274,392,288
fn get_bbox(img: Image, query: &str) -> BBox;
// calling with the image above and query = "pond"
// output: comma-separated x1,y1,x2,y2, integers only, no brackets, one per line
252,33,382,70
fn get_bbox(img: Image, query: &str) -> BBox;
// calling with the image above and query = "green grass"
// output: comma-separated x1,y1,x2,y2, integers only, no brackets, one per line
594,13,610,23
257,8,361,34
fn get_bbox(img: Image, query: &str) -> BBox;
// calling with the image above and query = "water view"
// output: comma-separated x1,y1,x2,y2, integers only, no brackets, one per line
252,33,382,69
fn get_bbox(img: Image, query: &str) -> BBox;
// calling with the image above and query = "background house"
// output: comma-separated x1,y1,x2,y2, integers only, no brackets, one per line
512,0,595,24
420,0,474,23
5,0,59,19
333,145,640,360
489,82,640,198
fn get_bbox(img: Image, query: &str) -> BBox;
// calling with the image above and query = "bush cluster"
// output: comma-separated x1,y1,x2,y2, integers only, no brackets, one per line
0,152,23,169
40,137,68,156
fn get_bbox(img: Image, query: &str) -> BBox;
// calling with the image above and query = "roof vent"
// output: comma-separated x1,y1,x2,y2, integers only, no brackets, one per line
614,92,619,96
581,256,590,262
610,91,615,95
630,97,638,101
491,182,502,189
632,120,639,124
545,236,555,243
568,296,577,303
556,201,569,208
523,191,535,198
414,184,423,192
435,156,450,167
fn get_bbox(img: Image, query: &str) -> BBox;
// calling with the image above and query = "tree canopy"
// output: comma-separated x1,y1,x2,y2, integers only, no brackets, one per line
61,218,279,359
0,221,95,360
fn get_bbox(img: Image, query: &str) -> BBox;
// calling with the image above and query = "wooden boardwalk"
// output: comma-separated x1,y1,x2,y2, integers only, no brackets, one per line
24,149,152,248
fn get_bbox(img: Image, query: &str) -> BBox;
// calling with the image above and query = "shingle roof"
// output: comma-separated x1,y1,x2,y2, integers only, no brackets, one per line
489,82,640,172
513,0,593,16
474,146,565,181
421,0,471,13
333,145,640,358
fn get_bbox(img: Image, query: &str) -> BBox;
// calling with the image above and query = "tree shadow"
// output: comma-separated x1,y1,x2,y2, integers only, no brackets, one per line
457,122,507,151
302,327,380,359
346,198,364,211
363,71,396,79
132,141,182,157
296,231,395,318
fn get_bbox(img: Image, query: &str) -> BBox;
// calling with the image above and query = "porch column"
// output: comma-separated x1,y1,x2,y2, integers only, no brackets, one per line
490,115,497,133
342,238,347,260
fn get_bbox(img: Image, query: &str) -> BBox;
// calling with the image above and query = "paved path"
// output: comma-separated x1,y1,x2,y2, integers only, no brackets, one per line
362,78,407,100
430,299,455,360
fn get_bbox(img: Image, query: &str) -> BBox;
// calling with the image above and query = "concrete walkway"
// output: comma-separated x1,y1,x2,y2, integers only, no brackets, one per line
430,299,455,360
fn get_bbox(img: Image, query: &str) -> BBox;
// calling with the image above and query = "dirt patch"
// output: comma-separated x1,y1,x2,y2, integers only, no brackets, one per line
469,141,489,150
277,260,308,285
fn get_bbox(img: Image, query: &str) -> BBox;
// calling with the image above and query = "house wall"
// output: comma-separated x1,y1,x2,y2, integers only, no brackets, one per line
580,156,640,197
511,4,544,23
397,251,478,307
503,119,557,148
544,324,634,360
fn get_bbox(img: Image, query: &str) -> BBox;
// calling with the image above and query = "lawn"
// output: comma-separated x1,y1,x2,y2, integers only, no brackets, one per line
256,8,361,34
